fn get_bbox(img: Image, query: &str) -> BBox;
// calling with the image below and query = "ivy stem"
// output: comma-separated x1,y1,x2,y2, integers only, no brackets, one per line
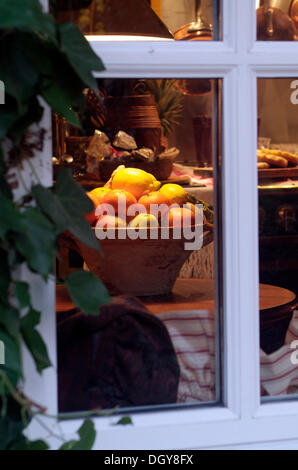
45,405,119,421
0,371,30,411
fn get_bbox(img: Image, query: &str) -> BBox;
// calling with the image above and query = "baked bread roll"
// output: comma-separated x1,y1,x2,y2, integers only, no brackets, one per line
257,150,288,168
261,148,298,166
257,162,270,169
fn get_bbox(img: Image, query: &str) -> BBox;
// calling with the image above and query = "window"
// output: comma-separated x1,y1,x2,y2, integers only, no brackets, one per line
258,78,298,399
54,76,223,414
55,0,221,40
24,0,298,449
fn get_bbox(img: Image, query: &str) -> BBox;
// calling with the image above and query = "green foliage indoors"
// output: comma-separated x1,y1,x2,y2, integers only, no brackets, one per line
143,80,183,137
0,0,111,450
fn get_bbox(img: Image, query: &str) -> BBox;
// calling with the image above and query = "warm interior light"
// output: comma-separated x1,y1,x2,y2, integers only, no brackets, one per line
56,0,173,39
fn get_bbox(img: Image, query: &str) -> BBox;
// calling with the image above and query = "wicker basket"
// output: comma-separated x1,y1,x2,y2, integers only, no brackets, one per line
104,94,162,152
99,158,173,182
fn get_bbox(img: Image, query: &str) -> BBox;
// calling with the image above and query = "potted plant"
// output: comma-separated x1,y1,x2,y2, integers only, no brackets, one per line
140,79,184,150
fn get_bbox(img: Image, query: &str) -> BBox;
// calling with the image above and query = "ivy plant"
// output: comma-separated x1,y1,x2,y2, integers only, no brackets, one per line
0,0,115,450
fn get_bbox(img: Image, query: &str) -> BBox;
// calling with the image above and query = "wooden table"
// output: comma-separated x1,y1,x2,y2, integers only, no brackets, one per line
56,278,296,321
56,279,297,353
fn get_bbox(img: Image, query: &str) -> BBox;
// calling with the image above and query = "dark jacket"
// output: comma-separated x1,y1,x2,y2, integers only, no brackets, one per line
57,296,180,412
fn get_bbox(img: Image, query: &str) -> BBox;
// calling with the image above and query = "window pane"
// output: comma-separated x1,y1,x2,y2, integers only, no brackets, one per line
54,78,223,413
258,78,298,400
54,0,221,40
256,1,298,41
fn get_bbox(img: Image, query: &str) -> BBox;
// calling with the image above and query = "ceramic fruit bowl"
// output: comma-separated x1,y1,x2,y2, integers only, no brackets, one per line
60,226,213,296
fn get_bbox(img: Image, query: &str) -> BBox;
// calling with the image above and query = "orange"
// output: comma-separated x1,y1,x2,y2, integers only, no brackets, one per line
138,191,170,219
89,187,110,205
101,189,137,218
185,202,202,221
85,187,111,224
163,207,195,228
85,193,98,224
96,215,127,230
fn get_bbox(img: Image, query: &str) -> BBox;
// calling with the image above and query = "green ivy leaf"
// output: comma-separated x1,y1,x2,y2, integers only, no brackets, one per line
32,185,68,234
54,168,93,216
59,22,105,92
115,416,133,426
8,97,44,142
0,147,5,175
0,416,24,451
33,169,101,251
0,104,20,141
12,207,56,276
0,305,20,340
0,32,39,109
0,175,13,199
0,194,21,239
65,271,110,316
9,439,49,450
0,249,10,299
0,397,31,450
59,419,96,450
15,282,31,309
33,173,100,252
0,0,56,40
20,309,52,373
0,331,22,387
42,81,81,128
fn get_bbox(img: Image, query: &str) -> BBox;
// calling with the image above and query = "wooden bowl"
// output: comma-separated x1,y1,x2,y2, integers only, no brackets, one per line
61,227,213,296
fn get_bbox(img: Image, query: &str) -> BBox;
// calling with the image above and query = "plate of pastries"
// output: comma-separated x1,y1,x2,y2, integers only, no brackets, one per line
257,148,298,178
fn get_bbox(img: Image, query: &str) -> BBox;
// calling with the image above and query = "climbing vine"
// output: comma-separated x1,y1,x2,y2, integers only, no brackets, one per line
0,0,115,449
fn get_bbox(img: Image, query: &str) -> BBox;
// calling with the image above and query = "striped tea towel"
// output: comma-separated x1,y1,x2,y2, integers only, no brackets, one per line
158,310,216,403
159,309,298,402
261,310,298,396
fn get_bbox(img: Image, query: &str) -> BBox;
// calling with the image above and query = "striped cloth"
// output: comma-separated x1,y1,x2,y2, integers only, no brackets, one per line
158,310,216,403
261,311,298,396
171,163,214,187
158,310,298,403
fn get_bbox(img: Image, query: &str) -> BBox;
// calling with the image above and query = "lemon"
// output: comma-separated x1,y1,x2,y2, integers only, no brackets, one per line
111,168,161,200
159,183,188,205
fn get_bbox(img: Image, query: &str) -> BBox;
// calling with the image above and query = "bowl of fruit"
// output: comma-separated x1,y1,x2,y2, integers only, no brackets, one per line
63,166,213,296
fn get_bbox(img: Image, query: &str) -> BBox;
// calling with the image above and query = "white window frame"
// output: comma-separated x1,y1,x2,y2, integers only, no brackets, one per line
23,0,298,449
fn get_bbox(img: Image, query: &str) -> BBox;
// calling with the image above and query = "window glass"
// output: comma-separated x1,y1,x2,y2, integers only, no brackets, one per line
53,77,223,413
256,1,298,41
54,0,221,40
258,78,298,399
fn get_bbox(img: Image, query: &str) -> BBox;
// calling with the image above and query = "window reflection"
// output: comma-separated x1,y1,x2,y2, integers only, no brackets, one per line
258,78,298,399
256,1,298,41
